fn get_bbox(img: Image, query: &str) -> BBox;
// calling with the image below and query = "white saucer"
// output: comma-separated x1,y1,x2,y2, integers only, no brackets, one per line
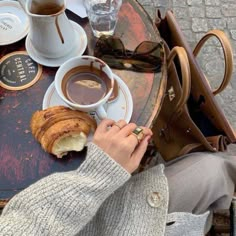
25,21,87,67
42,73,133,123
0,1,29,45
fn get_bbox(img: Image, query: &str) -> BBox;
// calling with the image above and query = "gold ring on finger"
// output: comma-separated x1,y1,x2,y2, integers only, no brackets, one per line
113,123,122,130
131,127,144,143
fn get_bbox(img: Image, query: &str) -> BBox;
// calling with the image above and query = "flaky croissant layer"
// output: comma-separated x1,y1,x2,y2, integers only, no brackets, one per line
30,106,97,158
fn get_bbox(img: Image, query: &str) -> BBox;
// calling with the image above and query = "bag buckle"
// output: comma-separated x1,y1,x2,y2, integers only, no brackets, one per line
168,86,175,101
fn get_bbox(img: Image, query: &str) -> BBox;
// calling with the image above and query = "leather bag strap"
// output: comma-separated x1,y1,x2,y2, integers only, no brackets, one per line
166,46,191,114
206,135,228,151
179,135,229,155
193,29,234,95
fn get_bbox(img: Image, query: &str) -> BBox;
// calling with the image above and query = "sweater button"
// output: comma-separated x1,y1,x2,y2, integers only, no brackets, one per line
147,192,162,208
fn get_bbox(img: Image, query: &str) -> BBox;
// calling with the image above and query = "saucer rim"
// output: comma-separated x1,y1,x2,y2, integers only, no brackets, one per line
42,73,133,123
25,21,88,67
0,1,30,46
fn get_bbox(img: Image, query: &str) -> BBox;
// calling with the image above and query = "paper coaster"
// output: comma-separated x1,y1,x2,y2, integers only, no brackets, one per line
0,51,42,90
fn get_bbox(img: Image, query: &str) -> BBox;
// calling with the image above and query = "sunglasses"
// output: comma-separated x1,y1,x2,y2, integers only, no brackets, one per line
94,35,165,73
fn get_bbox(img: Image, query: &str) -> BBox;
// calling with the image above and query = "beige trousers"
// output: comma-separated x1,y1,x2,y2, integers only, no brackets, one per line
164,151,236,214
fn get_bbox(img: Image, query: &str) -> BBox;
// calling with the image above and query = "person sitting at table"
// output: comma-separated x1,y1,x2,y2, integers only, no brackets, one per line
0,119,235,236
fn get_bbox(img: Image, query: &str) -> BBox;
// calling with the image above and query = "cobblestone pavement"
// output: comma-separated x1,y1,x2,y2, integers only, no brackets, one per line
138,0,236,154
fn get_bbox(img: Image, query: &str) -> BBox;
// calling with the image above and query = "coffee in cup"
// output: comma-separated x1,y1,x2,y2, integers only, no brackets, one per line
55,56,114,119
61,66,112,106
30,2,64,15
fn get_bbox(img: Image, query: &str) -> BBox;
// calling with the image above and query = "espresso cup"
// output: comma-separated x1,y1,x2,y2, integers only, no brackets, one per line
55,55,114,119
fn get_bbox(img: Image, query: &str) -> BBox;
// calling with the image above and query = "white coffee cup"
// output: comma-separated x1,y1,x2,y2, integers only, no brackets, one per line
55,55,114,119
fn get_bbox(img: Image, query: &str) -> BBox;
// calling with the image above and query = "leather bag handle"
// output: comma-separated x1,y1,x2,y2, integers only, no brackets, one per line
167,46,191,114
193,29,234,95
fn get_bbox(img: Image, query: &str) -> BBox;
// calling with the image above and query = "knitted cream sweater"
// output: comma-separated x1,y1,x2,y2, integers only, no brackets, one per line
0,143,208,235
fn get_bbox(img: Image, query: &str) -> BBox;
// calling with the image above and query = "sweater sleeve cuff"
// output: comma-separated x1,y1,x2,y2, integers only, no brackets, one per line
77,142,131,194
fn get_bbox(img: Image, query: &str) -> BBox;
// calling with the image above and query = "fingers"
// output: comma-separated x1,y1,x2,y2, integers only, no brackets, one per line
118,123,137,137
93,119,153,174
126,135,152,173
109,120,127,134
131,135,151,161
95,119,152,146
95,119,115,133
127,126,153,146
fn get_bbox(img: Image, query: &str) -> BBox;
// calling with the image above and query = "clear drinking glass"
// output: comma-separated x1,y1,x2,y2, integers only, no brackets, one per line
84,0,122,38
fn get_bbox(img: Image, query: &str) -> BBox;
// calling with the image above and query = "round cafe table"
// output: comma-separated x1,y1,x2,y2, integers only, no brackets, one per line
0,0,167,207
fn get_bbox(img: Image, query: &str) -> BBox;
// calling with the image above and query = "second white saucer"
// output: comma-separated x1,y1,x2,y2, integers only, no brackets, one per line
0,1,29,45
25,21,87,67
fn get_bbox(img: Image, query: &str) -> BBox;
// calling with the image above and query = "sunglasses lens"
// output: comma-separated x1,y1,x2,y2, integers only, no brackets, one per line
135,41,162,55
133,41,164,71
94,36,125,58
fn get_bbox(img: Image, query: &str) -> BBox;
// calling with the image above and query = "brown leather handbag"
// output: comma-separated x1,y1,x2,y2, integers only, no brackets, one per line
151,10,236,161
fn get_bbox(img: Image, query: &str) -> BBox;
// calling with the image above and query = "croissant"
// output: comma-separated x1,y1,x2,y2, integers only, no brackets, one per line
30,106,97,158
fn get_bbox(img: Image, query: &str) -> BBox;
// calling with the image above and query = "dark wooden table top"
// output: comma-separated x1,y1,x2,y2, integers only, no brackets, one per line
0,0,167,207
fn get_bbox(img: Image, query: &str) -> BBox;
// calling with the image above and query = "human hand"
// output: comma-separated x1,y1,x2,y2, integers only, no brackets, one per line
92,119,153,173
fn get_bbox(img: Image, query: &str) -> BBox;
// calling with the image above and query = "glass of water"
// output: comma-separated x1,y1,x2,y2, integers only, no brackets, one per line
84,0,122,38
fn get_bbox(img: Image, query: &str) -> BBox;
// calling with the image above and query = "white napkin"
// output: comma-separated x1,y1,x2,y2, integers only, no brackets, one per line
66,0,87,18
